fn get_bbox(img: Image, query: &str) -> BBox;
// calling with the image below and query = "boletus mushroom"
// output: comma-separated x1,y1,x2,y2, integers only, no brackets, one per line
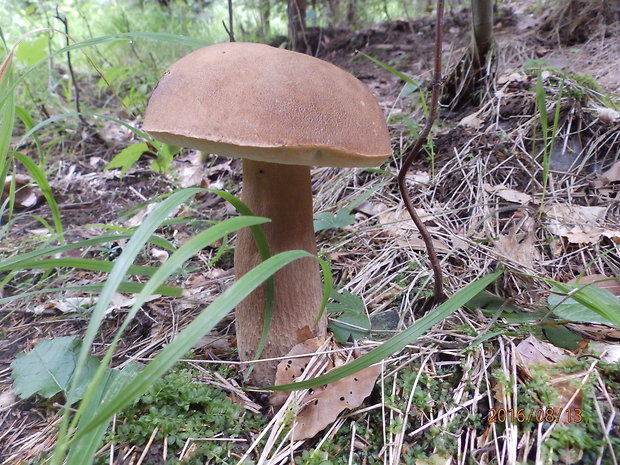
143,42,391,386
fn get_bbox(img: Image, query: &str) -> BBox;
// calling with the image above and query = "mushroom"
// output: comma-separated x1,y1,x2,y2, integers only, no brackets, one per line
143,42,391,386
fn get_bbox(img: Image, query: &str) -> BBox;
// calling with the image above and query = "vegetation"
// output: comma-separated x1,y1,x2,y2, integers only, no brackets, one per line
1,0,619,464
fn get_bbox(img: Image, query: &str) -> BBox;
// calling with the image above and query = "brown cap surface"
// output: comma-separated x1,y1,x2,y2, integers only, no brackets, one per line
143,42,391,167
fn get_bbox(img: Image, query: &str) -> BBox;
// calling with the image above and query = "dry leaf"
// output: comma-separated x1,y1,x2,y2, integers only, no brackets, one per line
353,200,388,217
516,336,582,424
2,174,42,209
174,151,205,188
589,342,620,363
405,171,431,185
150,248,169,263
459,112,484,130
270,337,327,409
291,363,381,440
378,208,449,252
591,160,620,188
494,233,537,268
271,338,381,440
516,336,571,367
544,203,619,244
596,107,620,125
483,183,532,205
568,274,620,296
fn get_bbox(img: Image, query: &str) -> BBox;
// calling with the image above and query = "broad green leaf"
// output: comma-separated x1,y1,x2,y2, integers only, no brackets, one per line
331,311,371,343
10,336,98,400
327,289,365,314
106,142,149,175
15,36,48,66
150,141,178,172
67,362,142,464
314,209,355,231
548,283,620,327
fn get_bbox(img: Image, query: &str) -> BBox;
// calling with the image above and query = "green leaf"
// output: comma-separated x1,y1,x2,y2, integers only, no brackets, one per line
10,336,99,400
150,142,178,172
314,209,355,232
106,142,149,175
15,36,48,66
548,283,620,327
14,152,64,241
331,311,371,343
327,289,365,314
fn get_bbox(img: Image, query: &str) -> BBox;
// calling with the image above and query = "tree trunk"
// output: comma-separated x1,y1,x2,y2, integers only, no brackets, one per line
441,0,495,108
470,0,494,68
287,0,307,51
258,0,270,40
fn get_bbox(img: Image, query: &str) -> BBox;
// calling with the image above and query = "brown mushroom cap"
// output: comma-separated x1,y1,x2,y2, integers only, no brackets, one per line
143,42,391,167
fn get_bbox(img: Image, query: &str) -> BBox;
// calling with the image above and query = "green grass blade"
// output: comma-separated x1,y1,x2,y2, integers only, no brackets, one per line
7,258,159,276
66,216,270,464
267,271,502,391
51,188,201,465
0,235,135,272
0,282,182,307
210,189,275,378
13,152,64,241
0,50,15,200
72,250,310,442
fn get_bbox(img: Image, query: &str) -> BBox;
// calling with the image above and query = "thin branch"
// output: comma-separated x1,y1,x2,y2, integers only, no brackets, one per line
223,0,236,42
54,7,87,126
397,0,446,302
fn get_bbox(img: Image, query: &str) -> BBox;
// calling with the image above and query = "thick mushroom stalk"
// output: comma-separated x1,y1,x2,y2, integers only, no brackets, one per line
235,159,326,386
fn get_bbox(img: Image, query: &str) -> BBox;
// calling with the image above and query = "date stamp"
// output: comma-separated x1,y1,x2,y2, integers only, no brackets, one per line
488,408,582,424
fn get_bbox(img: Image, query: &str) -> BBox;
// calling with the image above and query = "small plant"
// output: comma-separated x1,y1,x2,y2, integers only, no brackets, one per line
104,368,265,464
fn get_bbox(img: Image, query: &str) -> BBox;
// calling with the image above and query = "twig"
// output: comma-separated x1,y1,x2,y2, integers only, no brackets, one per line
223,0,235,42
397,0,446,302
54,7,87,126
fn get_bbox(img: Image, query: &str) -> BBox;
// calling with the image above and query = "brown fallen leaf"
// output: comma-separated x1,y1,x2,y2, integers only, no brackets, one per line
271,337,381,441
2,174,42,209
544,203,620,244
291,363,381,440
483,183,532,205
270,337,328,409
591,160,620,188
516,336,583,424
568,274,620,296
378,208,450,253
516,336,571,367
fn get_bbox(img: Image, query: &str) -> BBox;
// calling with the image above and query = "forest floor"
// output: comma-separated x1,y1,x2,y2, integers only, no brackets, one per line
1,1,619,464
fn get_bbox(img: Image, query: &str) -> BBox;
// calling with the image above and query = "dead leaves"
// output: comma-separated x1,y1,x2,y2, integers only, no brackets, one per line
544,203,620,244
515,336,584,425
2,174,42,209
270,338,381,441
378,207,449,253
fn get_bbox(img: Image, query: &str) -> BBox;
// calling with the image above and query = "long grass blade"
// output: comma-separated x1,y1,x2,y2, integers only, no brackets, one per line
71,250,310,444
268,271,502,391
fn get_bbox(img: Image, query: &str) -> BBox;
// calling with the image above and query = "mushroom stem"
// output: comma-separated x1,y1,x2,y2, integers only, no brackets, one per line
234,159,326,386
